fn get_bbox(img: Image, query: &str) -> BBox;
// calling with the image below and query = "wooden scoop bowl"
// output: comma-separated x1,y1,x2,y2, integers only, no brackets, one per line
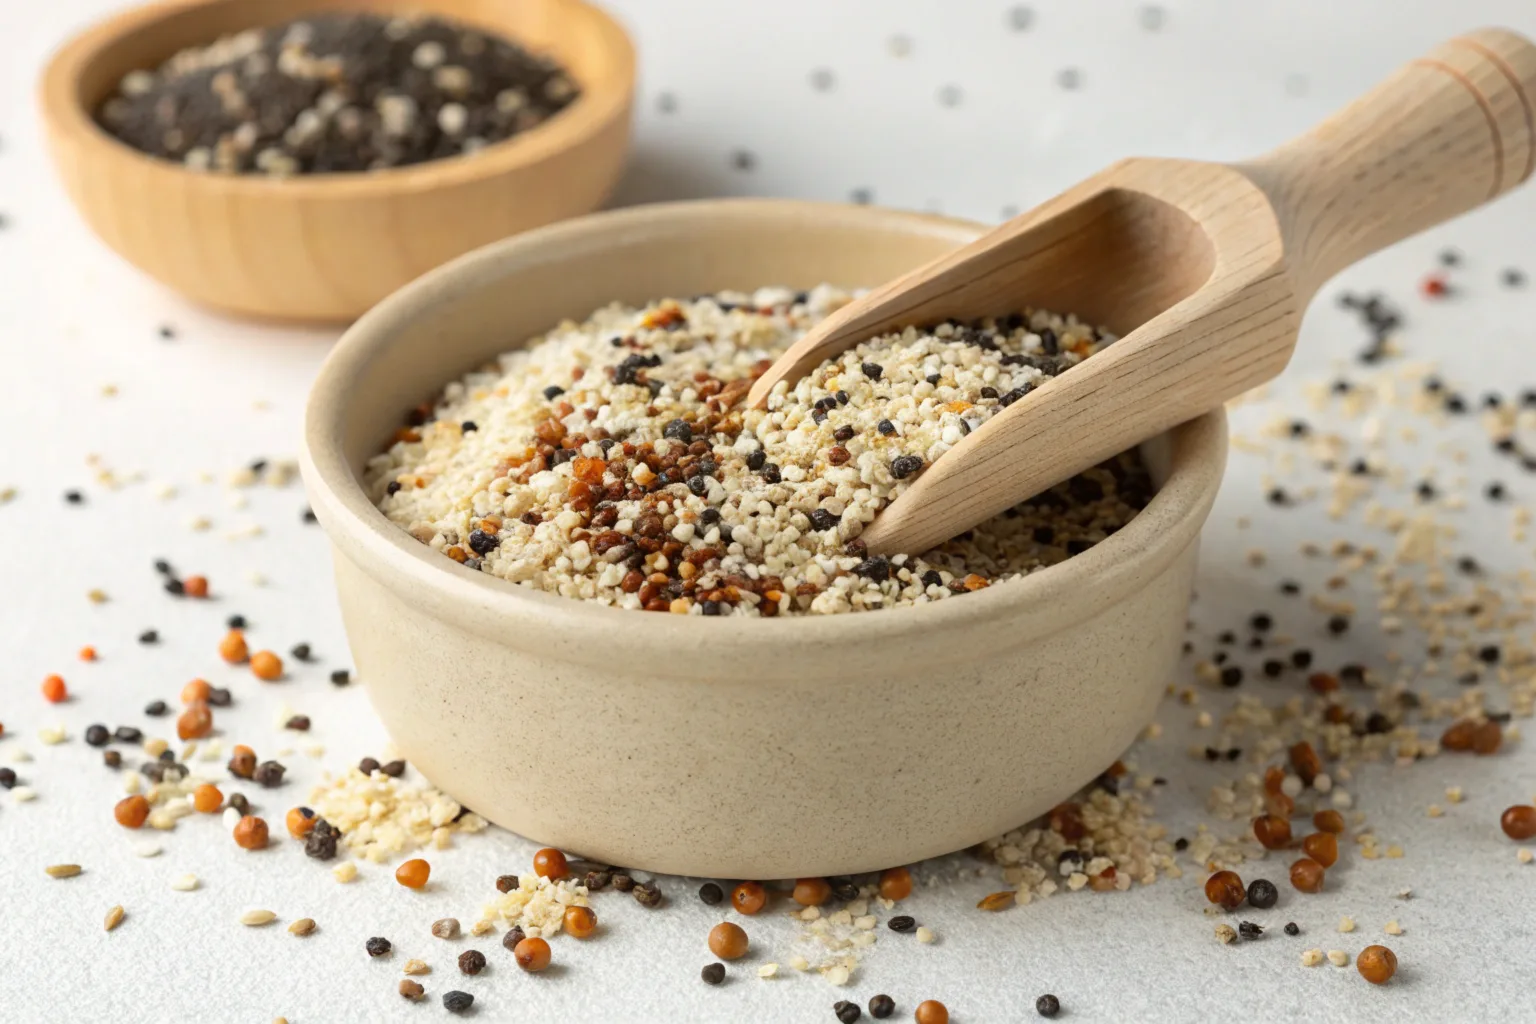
748,28,1536,556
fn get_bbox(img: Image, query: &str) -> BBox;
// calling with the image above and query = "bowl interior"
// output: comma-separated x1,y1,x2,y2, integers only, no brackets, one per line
62,0,622,160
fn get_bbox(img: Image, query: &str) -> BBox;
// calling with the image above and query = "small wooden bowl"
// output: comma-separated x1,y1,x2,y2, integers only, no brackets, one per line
39,0,635,322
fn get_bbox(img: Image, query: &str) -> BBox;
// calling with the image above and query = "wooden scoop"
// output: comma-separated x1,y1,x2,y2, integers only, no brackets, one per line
747,28,1536,556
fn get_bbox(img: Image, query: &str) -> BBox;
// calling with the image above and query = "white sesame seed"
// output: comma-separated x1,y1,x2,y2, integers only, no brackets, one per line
11,786,37,803
171,874,199,891
240,909,277,927
104,905,125,932
757,963,779,979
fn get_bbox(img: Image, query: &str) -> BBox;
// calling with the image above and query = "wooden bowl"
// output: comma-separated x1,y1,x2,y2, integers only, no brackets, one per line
39,0,635,322
299,198,1229,878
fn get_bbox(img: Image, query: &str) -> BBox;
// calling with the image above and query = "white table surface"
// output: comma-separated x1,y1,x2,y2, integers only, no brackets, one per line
4,1,1536,1021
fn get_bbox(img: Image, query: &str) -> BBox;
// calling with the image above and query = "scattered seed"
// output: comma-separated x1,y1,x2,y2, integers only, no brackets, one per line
240,909,277,926
104,905,125,931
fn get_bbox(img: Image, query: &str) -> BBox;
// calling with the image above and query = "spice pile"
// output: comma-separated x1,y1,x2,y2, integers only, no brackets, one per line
98,12,579,175
368,286,1148,614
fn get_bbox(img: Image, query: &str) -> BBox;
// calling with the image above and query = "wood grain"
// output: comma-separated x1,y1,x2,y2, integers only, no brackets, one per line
39,0,635,322
754,28,1536,556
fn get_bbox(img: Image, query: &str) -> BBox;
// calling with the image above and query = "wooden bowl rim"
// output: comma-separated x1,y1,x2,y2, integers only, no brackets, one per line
37,0,636,198
300,198,1230,666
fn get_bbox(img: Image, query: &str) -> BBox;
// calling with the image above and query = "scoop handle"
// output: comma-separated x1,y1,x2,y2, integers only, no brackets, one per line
1241,28,1536,299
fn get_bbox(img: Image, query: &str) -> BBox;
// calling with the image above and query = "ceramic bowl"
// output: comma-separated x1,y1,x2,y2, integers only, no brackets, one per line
299,199,1227,879
39,0,635,322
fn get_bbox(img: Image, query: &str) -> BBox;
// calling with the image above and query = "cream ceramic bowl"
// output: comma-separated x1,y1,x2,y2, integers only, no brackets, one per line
300,199,1227,879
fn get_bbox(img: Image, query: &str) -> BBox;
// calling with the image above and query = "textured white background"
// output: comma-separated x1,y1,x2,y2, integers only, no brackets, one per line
3,1,1536,1021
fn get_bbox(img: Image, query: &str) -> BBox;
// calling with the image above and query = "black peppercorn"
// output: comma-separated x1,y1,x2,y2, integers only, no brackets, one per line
1220,666,1243,687
1036,994,1061,1018
698,882,724,905
701,962,726,985
330,669,351,686
1327,614,1351,635
254,760,286,787
868,995,896,1019
290,642,312,661
1284,922,1300,936
835,1000,862,1023
227,614,247,629
457,950,487,975
443,991,474,1013
861,362,883,380
366,936,392,957
84,724,110,747
831,880,859,902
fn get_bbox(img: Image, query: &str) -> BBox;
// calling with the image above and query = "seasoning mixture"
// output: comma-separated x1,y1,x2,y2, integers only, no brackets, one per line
367,286,1147,614
97,12,579,175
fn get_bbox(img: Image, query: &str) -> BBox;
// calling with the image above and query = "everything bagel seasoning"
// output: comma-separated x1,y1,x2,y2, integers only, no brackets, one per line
367,287,1149,615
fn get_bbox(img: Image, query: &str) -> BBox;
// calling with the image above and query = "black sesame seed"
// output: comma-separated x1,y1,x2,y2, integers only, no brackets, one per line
662,418,693,443
877,419,897,436
467,529,500,555
1291,649,1314,669
1504,268,1527,288
64,490,83,504
1250,612,1273,632
144,700,168,717
206,687,233,708
1479,644,1501,664
138,630,159,645
998,385,1032,407
855,556,891,583
869,995,896,1019
153,559,173,575
302,507,318,524
84,724,110,747
1238,921,1264,939
1487,481,1507,501
1246,878,1278,909
890,455,924,479
1263,659,1285,678
861,362,883,380
701,963,726,985
746,450,766,471
1446,394,1468,414
833,425,855,443
1220,666,1243,688
1267,487,1289,506
329,669,351,686
163,578,184,596
290,642,312,661
114,726,142,743
1284,922,1300,936
760,463,781,484
1174,837,1189,851
1035,994,1061,1018
385,481,402,495
1326,615,1351,635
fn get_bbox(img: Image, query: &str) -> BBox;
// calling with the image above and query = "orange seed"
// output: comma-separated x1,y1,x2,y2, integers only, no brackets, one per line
878,866,914,901
218,630,249,664
395,858,430,889
564,905,598,938
532,847,568,880
707,922,749,959
233,815,269,850
250,650,283,681
192,784,223,813
114,795,149,828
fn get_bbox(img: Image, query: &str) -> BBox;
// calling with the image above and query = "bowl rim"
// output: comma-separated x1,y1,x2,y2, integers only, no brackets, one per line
301,198,1228,673
37,0,636,197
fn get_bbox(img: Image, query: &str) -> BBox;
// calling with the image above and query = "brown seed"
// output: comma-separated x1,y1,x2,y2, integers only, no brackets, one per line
432,918,461,939
1302,831,1339,867
1356,944,1398,984
218,629,249,664
1312,809,1346,834
183,575,209,598
1500,805,1536,840
250,650,283,681
977,890,1015,911
1289,857,1325,893
398,979,425,1001
227,745,257,779
792,877,831,907
288,917,316,936
1289,741,1322,784
878,866,914,901
176,703,212,741
564,905,598,939
501,926,526,952
915,999,950,1024
104,905,125,932
457,949,487,975
532,847,568,880
708,922,749,960
114,795,150,829
513,936,551,972
45,864,82,878
233,815,269,850
1253,814,1293,850
731,881,767,915
1203,869,1244,909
